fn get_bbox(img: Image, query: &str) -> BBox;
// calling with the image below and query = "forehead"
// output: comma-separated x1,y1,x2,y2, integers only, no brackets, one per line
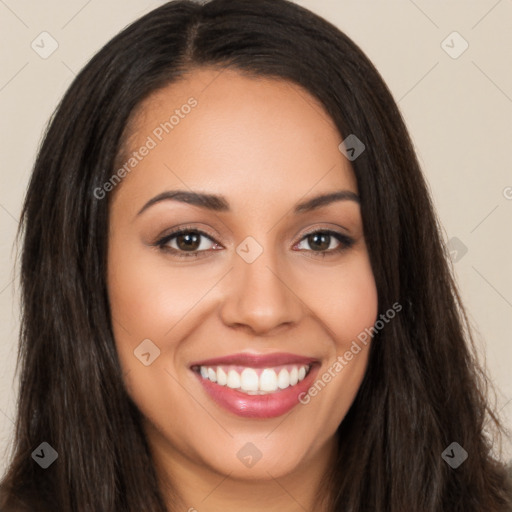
113,67,357,212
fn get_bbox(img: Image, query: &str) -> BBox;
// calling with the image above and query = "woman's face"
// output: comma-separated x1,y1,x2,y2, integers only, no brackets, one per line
107,68,378,483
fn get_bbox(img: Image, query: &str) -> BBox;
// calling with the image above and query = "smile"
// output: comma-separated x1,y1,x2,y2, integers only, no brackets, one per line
194,364,311,394
190,353,319,418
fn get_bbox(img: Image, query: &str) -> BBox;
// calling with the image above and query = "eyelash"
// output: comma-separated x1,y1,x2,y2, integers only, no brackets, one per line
154,225,355,259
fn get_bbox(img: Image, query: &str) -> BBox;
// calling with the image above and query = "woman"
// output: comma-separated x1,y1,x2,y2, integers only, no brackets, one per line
1,0,511,510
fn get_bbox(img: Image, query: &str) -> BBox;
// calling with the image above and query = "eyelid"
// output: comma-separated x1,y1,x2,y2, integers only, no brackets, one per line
294,224,351,242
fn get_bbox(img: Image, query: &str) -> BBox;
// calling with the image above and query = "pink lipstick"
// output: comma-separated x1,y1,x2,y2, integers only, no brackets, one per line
190,352,320,418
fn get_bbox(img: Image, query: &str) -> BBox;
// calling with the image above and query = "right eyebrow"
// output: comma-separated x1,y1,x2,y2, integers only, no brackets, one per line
137,190,230,217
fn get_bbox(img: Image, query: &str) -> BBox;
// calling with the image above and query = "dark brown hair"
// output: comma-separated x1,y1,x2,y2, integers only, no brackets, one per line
1,0,511,510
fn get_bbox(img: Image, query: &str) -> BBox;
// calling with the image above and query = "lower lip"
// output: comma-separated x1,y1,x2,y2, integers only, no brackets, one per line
192,365,319,418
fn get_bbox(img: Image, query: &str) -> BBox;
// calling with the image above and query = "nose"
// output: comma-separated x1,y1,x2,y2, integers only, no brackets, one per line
218,241,304,336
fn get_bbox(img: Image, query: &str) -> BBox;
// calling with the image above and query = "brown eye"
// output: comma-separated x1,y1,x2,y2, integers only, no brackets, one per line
306,232,332,251
175,232,202,251
156,228,219,258
295,229,354,256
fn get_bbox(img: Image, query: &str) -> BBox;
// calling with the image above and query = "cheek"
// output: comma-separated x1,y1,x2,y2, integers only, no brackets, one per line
298,253,378,426
335,261,378,344
106,245,196,430
295,250,378,347
106,239,230,414
107,241,218,340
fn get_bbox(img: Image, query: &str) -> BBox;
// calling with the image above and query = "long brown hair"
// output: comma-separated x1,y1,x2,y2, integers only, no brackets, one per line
1,0,511,510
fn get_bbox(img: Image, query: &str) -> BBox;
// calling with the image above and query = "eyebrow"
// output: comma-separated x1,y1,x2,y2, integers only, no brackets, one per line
136,189,360,217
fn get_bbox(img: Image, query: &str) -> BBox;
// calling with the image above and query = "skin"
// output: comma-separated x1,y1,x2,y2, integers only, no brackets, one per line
107,68,378,511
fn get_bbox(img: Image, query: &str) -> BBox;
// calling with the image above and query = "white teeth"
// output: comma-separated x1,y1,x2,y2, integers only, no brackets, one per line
217,367,227,386
240,368,259,391
260,369,278,392
197,364,311,394
289,367,299,386
207,368,217,383
277,368,290,390
227,369,241,389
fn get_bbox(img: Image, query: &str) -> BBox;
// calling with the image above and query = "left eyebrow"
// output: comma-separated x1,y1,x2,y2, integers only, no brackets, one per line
136,189,360,217
294,190,360,213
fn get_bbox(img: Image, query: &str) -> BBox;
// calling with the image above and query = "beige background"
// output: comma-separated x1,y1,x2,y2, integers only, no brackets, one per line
1,0,511,476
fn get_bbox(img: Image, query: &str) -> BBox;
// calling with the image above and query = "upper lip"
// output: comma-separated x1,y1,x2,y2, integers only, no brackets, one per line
190,352,319,369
